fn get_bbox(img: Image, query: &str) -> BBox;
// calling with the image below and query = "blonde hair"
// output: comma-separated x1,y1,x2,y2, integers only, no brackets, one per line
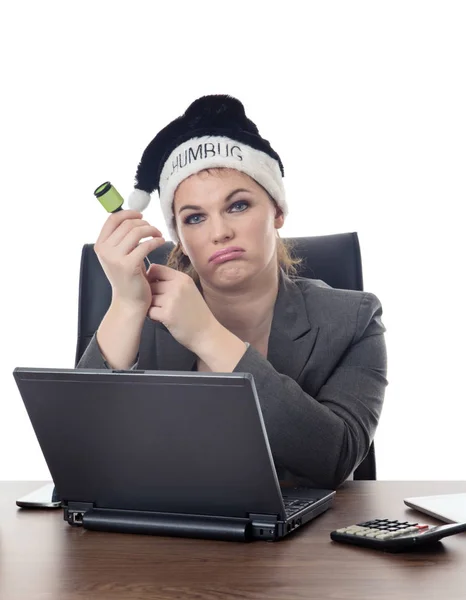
166,169,302,282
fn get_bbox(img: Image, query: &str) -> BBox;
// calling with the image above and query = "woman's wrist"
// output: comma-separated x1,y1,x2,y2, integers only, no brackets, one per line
110,295,148,322
194,321,250,372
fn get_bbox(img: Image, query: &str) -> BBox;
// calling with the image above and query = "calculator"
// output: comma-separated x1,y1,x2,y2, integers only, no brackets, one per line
330,518,466,552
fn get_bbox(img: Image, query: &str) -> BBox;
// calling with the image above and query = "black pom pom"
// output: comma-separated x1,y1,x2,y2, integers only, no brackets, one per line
184,95,257,132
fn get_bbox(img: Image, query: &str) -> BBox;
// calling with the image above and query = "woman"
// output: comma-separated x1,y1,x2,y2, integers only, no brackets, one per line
78,95,388,489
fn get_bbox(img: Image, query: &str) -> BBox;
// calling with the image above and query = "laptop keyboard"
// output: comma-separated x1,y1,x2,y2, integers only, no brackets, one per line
283,497,317,518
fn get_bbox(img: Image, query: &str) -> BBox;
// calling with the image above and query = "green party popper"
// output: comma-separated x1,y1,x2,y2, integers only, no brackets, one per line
94,181,151,269
94,181,125,213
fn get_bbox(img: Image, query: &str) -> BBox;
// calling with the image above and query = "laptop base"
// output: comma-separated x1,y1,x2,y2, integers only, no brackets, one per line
64,493,334,542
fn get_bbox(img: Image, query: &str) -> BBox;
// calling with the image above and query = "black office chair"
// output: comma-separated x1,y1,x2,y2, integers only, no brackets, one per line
75,232,375,480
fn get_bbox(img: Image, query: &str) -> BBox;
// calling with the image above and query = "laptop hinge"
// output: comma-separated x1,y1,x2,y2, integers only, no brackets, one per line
77,508,253,541
248,513,280,541
64,501,95,527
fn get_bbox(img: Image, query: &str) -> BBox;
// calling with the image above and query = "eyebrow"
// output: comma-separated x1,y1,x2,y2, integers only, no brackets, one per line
178,188,252,214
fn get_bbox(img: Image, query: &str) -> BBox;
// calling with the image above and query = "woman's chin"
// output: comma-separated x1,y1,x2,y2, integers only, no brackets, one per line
208,261,252,286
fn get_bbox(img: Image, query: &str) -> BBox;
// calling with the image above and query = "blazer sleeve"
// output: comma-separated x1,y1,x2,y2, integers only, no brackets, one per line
233,292,388,489
75,333,139,370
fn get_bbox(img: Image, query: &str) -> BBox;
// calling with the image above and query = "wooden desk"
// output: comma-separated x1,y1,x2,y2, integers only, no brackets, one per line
1,481,465,600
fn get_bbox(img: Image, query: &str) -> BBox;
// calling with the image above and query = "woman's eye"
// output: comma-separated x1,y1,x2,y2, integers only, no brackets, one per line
184,201,249,225
185,214,203,225
230,201,249,212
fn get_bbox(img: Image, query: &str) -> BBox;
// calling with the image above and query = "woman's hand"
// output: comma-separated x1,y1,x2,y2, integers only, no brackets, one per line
94,210,166,312
146,263,218,352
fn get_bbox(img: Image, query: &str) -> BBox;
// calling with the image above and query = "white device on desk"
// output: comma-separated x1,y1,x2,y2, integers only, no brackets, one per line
404,493,466,523
16,483,61,508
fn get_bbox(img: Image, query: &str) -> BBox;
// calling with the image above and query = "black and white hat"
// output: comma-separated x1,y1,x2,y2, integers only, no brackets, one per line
128,94,287,242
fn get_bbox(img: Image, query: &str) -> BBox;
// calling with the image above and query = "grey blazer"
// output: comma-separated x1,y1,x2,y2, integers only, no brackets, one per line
77,271,388,489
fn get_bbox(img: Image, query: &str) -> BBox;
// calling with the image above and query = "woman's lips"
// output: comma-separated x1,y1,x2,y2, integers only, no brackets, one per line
210,250,245,264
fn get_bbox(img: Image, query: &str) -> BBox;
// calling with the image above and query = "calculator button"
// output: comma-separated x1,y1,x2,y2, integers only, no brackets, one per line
392,529,410,537
354,528,372,536
377,531,395,539
398,527,417,535
355,528,379,537
363,529,382,536
375,532,394,540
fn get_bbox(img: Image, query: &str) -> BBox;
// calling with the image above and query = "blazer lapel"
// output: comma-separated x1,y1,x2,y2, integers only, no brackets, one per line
267,270,319,382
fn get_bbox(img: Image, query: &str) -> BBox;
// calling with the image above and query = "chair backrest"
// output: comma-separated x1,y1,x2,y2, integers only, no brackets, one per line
75,232,375,480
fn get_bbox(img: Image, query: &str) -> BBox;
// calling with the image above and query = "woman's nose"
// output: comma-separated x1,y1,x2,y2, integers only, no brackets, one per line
210,217,234,243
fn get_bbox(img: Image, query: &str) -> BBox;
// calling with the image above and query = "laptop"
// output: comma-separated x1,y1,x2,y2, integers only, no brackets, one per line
13,367,335,542
404,493,466,524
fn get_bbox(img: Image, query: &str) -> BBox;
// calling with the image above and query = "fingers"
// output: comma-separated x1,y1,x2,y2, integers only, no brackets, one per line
147,305,162,321
148,280,170,295
145,263,162,282
144,262,178,281
128,236,167,266
96,210,144,245
146,264,188,304
116,225,163,256
95,210,166,270
107,218,163,248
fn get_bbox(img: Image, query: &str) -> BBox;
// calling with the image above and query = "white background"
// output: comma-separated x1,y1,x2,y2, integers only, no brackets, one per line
1,1,465,481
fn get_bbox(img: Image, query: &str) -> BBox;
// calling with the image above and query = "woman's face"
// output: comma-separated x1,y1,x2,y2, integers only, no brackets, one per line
173,168,285,287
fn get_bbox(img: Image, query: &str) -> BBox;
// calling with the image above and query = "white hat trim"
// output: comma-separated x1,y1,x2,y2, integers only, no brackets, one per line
158,135,287,242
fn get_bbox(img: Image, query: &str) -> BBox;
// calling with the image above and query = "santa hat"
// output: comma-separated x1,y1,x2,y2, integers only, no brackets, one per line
128,94,287,242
